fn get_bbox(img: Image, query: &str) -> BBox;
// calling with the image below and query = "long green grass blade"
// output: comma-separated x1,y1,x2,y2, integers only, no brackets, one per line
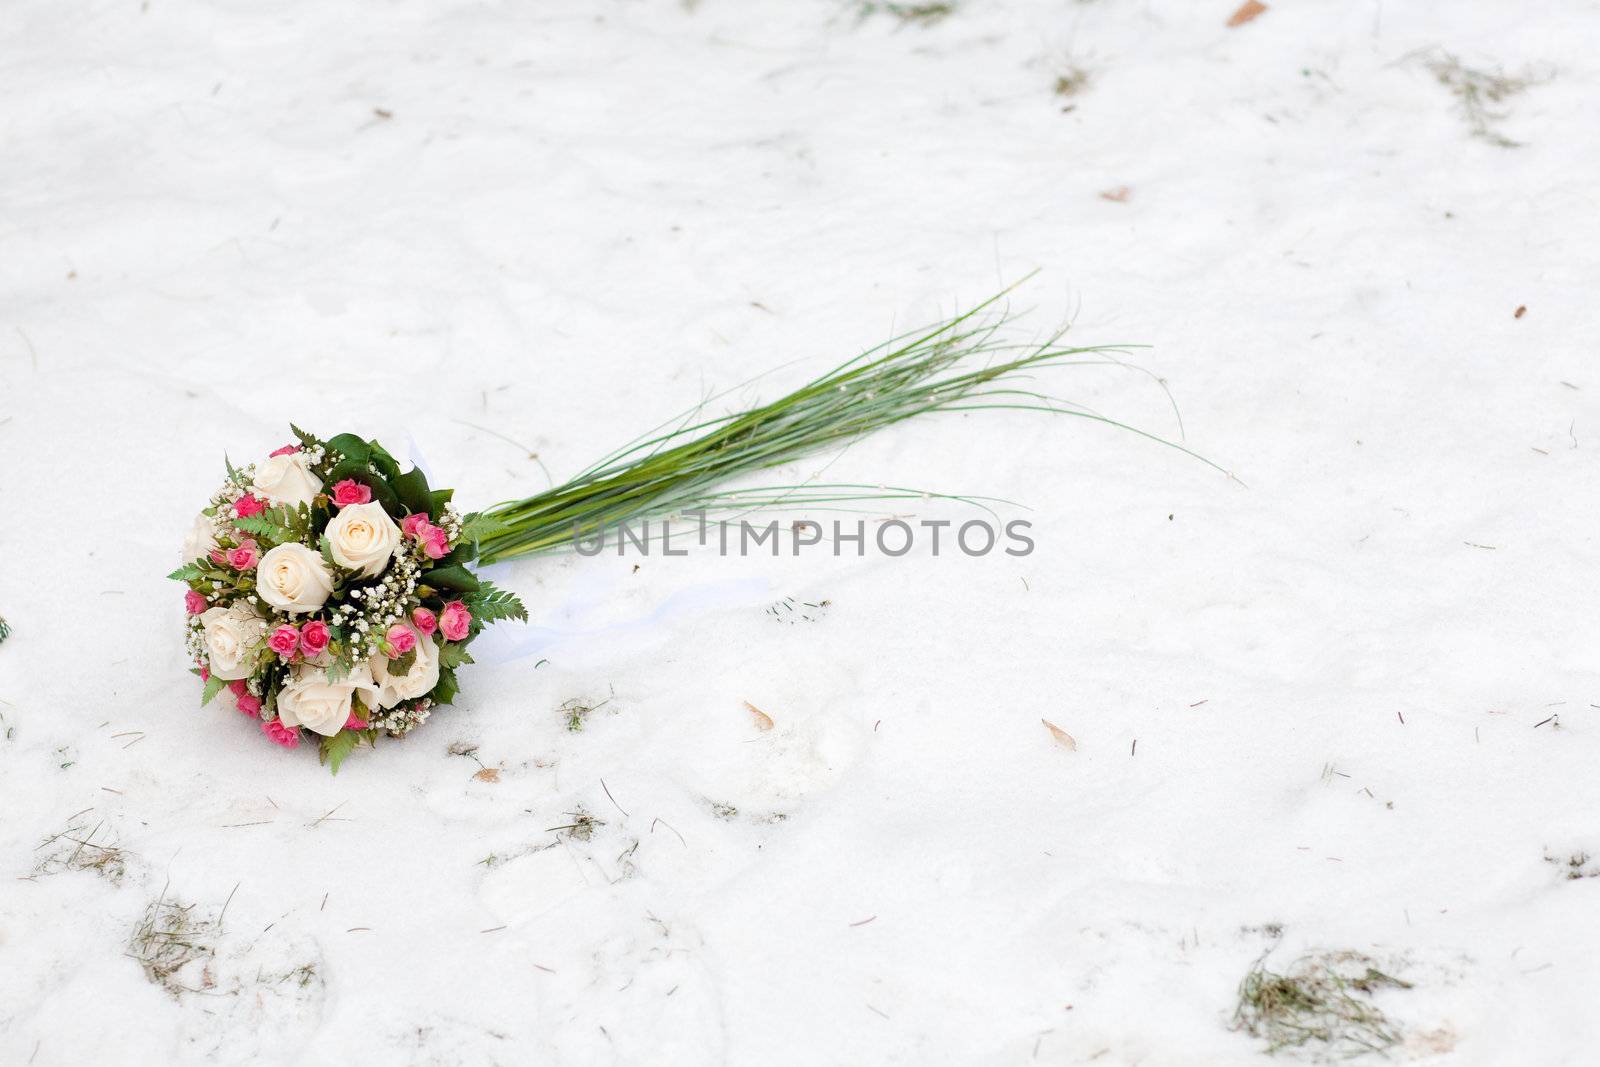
473,285,1212,564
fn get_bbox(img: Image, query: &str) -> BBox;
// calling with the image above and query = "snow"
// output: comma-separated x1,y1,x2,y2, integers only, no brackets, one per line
2,1,1597,1063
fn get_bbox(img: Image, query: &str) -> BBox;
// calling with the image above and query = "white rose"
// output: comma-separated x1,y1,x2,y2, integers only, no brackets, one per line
200,603,267,681
326,501,401,578
251,451,323,508
368,625,440,709
257,543,335,613
277,663,381,737
181,512,218,564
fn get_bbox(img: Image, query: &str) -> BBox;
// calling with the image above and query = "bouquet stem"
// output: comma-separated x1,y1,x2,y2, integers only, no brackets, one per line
472,284,1210,565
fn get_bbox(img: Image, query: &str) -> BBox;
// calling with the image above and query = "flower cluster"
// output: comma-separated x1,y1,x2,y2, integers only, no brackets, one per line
171,428,527,771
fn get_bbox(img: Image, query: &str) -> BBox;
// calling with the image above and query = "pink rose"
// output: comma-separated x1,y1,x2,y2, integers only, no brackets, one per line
210,549,227,566
261,718,300,748
228,680,249,698
198,665,210,682
227,538,260,570
234,493,265,518
440,601,471,641
402,513,450,558
331,479,373,507
299,620,331,657
412,607,437,636
268,624,300,657
185,590,207,615
344,713,366,731
423,526,449,559
237,693,262,716
269,444,299,457
384,624,417,657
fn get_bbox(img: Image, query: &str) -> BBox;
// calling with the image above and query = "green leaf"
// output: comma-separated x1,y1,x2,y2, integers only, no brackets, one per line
286,502,315,540
460,511,513,545
438,640,475,669
421,564,480,594
234,511,295,543
201,675,227,706
168,563,205,582
466,583,528,624
323,456,368,485
439,541,477,567
428,488,454,515
321,730,360,775
368,443,402,482
322,433,376,487
430,667,460,706
364,476,402,517
392,466,434,518
360,452,405,517
290,424,322,450
386,649,417,676
325,433,371,465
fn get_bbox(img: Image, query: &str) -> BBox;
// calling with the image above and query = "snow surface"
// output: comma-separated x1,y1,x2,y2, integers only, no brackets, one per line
2,1,1598,1064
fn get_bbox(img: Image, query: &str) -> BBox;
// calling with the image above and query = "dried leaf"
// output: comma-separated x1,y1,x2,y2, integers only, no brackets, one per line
1099,186,1131,203
1226,0,1267,27
473,767,501,783
1042,719,1077,750
743,700,774,731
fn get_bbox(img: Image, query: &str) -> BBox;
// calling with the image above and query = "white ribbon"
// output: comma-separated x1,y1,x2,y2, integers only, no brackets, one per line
407,434,772,665
465,571,773,665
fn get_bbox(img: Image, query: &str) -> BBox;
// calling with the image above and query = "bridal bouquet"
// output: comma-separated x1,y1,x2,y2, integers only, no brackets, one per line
173,430,527,770
174,284,1205,770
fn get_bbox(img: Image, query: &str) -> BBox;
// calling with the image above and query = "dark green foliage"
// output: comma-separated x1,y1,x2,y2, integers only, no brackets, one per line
390,466,434,519
430,667,460,706
420,564,480,595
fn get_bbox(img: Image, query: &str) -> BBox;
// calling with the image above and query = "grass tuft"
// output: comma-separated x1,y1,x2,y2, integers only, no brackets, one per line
1054,66,1092,98
1545,850,1597,880
858,2,956,27
1233,951,1412,1057
560,692,612,732
128,892,218,997
1425,52,1541,148
547,807,602,841
32,819,129,884
562,698,593,732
